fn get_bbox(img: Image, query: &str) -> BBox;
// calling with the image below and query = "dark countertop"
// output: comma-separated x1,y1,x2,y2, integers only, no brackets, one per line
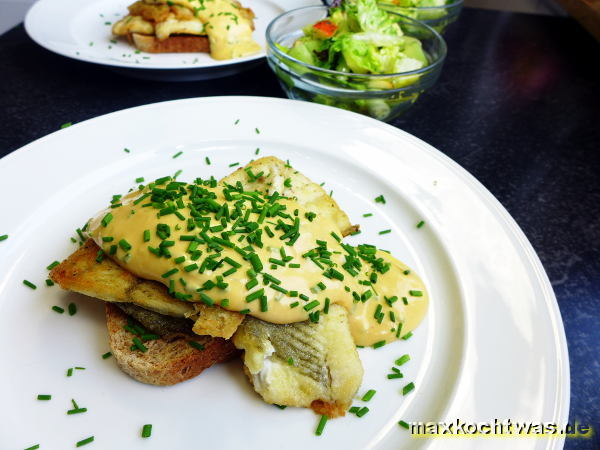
1,7,598,449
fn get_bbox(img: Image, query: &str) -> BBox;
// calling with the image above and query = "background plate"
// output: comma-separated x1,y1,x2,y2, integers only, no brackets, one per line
24,0,316,81
0,97,568,449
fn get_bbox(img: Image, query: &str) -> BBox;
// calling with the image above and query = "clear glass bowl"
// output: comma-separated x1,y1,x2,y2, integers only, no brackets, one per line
266,6,447,122
377,0,463,34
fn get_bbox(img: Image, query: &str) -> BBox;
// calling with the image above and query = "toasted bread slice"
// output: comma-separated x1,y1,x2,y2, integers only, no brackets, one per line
50,239,245,338
106,303,238,385
128,33,209,53
221,156,358,237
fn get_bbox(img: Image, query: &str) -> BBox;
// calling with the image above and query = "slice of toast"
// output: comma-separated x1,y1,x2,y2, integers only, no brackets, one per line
106,303,238,385
128,33,209,53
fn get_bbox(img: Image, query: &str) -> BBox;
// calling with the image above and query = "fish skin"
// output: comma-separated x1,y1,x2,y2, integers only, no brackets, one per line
115,303,195,337
232,305,363,417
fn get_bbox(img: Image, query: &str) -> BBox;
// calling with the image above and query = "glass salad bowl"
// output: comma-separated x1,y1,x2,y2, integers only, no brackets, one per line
266,5,447,122
377,0,463,34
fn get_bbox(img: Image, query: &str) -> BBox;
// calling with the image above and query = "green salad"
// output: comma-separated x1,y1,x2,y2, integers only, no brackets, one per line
285,0,428,78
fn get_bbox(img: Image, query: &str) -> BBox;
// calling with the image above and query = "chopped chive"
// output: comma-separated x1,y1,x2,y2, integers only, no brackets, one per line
289,302,299,308
135,177,145,183
409,290,423,297
23,280,37,289
172,151,183,159
416,220,425,228
189,341,205,351
402,382,415,395
45,279,55,286
374,195,386,204
0,234,8,241
274,404,287,409
24,445,40,450
76,436,94,447
387,373,404,379
123,148,130,153
67,368,73,377
288,263,300,268
102,351,112,359
356,407,369,417
239,308,250,314
199,293,215,306
101,236,113,242
184,263,198,272
229,162,240,167
37,394,52,400
52,306,64,314
68,303,77,316
101,212,113,227
362,213,373,217
260,296,268,312
46,261,60,270
142,424,153,438
303,300,319,311
372,340,386,349
255,127,260,134
361,389,376,402
132,337,148,352
246,288,264,303
401,331,413,340
315,415,328,436
234,119,240,125
398,420,410,429
379,229,391,235
75,367,85,370
249,253,263,272
205,156,211,165
255,148,260,155
67,408,88,415
395,354,410,366
323,298,330,314
287,357,294,366
161,268,179,278
284,178,292,188
60,122,72,129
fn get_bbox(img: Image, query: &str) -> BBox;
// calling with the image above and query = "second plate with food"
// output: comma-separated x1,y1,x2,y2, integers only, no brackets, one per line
24,0,317,81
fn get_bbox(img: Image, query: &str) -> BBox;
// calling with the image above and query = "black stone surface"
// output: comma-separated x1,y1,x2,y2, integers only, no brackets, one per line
1,7,598,449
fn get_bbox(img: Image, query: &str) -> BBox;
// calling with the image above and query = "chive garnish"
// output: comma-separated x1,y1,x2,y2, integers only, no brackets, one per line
199,293,215,306
67,408,88,415
23,280,37,290
229,162,240,167
255,127,260,134
172,151,183,159
37,394,51,400
399,420,410,429
205,156,211,165
124,148,131,153
401,331,413,340
246,288,264,303
395,354,410,366
402,382,415,395
387,373,403,379
46,261,60,270
60,122,72,129
76,436,94,447
67,368,73,377
161,268,179,278
379,229,391,235
45,279,54,287
0,234,8,241
102,351,112,359
68,303,77,316
315,415,328,436
372,340,386,349
416,220,425,228
52,306,64,314
255,148,260,155
303,300,319,311
24,445,40,450
362,213,373,217
142,424,153,438
374,195,386,204
356,407,369,417
189,341,205,351
361,389,376,402
101,212,113,227
409,290,423,297
135,177,145,183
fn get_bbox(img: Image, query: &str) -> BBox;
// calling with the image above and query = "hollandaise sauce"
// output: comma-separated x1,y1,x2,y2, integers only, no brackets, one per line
88,174,428,346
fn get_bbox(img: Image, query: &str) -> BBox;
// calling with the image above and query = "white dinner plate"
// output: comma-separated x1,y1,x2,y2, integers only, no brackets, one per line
24,0,316,81
0,97,568,450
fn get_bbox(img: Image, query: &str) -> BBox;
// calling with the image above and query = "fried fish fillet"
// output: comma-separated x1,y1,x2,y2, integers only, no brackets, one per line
222,156,358,237
232,305,363,417
49,239,244,339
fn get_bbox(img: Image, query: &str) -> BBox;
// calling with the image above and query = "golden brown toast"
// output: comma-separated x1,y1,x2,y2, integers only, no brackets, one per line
106,303,238,385
128,33,210,54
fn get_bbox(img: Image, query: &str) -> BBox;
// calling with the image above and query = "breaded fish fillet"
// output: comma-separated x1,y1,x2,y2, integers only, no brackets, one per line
49,239,244,339
222,157,358,237
232,305,363,417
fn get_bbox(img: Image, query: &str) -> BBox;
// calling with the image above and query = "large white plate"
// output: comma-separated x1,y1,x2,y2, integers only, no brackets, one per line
24,0,316,81
0,97,568,450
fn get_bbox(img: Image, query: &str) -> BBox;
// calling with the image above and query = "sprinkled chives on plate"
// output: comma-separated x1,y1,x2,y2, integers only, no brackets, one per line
0,97,568,449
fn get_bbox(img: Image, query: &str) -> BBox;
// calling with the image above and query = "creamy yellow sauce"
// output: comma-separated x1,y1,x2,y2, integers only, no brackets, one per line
88,179,428,346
